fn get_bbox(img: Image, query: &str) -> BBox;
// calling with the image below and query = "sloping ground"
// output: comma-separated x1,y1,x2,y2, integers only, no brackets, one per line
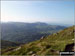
1,40,22,49
1,26,74,55
1,40,23,54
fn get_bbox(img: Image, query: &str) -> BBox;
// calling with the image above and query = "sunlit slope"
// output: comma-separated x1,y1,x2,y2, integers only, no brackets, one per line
2,26,74,55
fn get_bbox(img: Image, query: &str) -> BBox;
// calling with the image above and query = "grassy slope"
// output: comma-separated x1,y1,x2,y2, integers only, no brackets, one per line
2,26,74,55
1,40,22,49
1,40,23,54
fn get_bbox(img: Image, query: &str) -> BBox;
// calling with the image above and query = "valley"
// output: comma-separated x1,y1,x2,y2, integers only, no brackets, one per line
1,22,66,43
1,24,74,55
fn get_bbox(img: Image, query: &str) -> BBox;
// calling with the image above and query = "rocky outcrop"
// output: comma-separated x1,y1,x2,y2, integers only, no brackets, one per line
64,43,74,51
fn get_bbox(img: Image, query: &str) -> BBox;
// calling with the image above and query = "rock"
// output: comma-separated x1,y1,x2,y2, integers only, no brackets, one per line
72,39,74,40
73,30,75,33
28,51,34,54
41,36,44,39
50,50,55,52
70,32,72,34
50,50,59,54
64,43,74,51
31,54,37,56
56,51,59,54
13,47,21,51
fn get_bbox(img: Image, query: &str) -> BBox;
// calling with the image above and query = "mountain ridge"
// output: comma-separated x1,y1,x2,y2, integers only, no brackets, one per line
1,22,66,43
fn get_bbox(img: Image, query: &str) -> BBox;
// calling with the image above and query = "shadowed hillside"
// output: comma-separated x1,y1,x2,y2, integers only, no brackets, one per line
1,40,22,49
1,22,65,43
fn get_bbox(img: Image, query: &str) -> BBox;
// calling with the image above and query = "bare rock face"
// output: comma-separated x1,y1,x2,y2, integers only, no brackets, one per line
64,43,74,51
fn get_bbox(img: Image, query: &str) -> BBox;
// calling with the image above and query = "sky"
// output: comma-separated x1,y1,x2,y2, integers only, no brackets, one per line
1,0,74,25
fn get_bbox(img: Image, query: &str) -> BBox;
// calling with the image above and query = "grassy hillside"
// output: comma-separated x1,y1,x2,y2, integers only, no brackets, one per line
1,40,22,49
1,26,74,55
1,40,23,54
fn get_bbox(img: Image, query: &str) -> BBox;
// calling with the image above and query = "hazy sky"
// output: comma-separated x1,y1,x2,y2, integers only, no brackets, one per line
1,0,74,25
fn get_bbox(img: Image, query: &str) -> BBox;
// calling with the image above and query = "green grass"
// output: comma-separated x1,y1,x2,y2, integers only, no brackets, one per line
2,26,74,55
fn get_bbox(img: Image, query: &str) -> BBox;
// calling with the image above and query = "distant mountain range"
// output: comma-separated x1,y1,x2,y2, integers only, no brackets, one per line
1,26,74,55
1,22,66,43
